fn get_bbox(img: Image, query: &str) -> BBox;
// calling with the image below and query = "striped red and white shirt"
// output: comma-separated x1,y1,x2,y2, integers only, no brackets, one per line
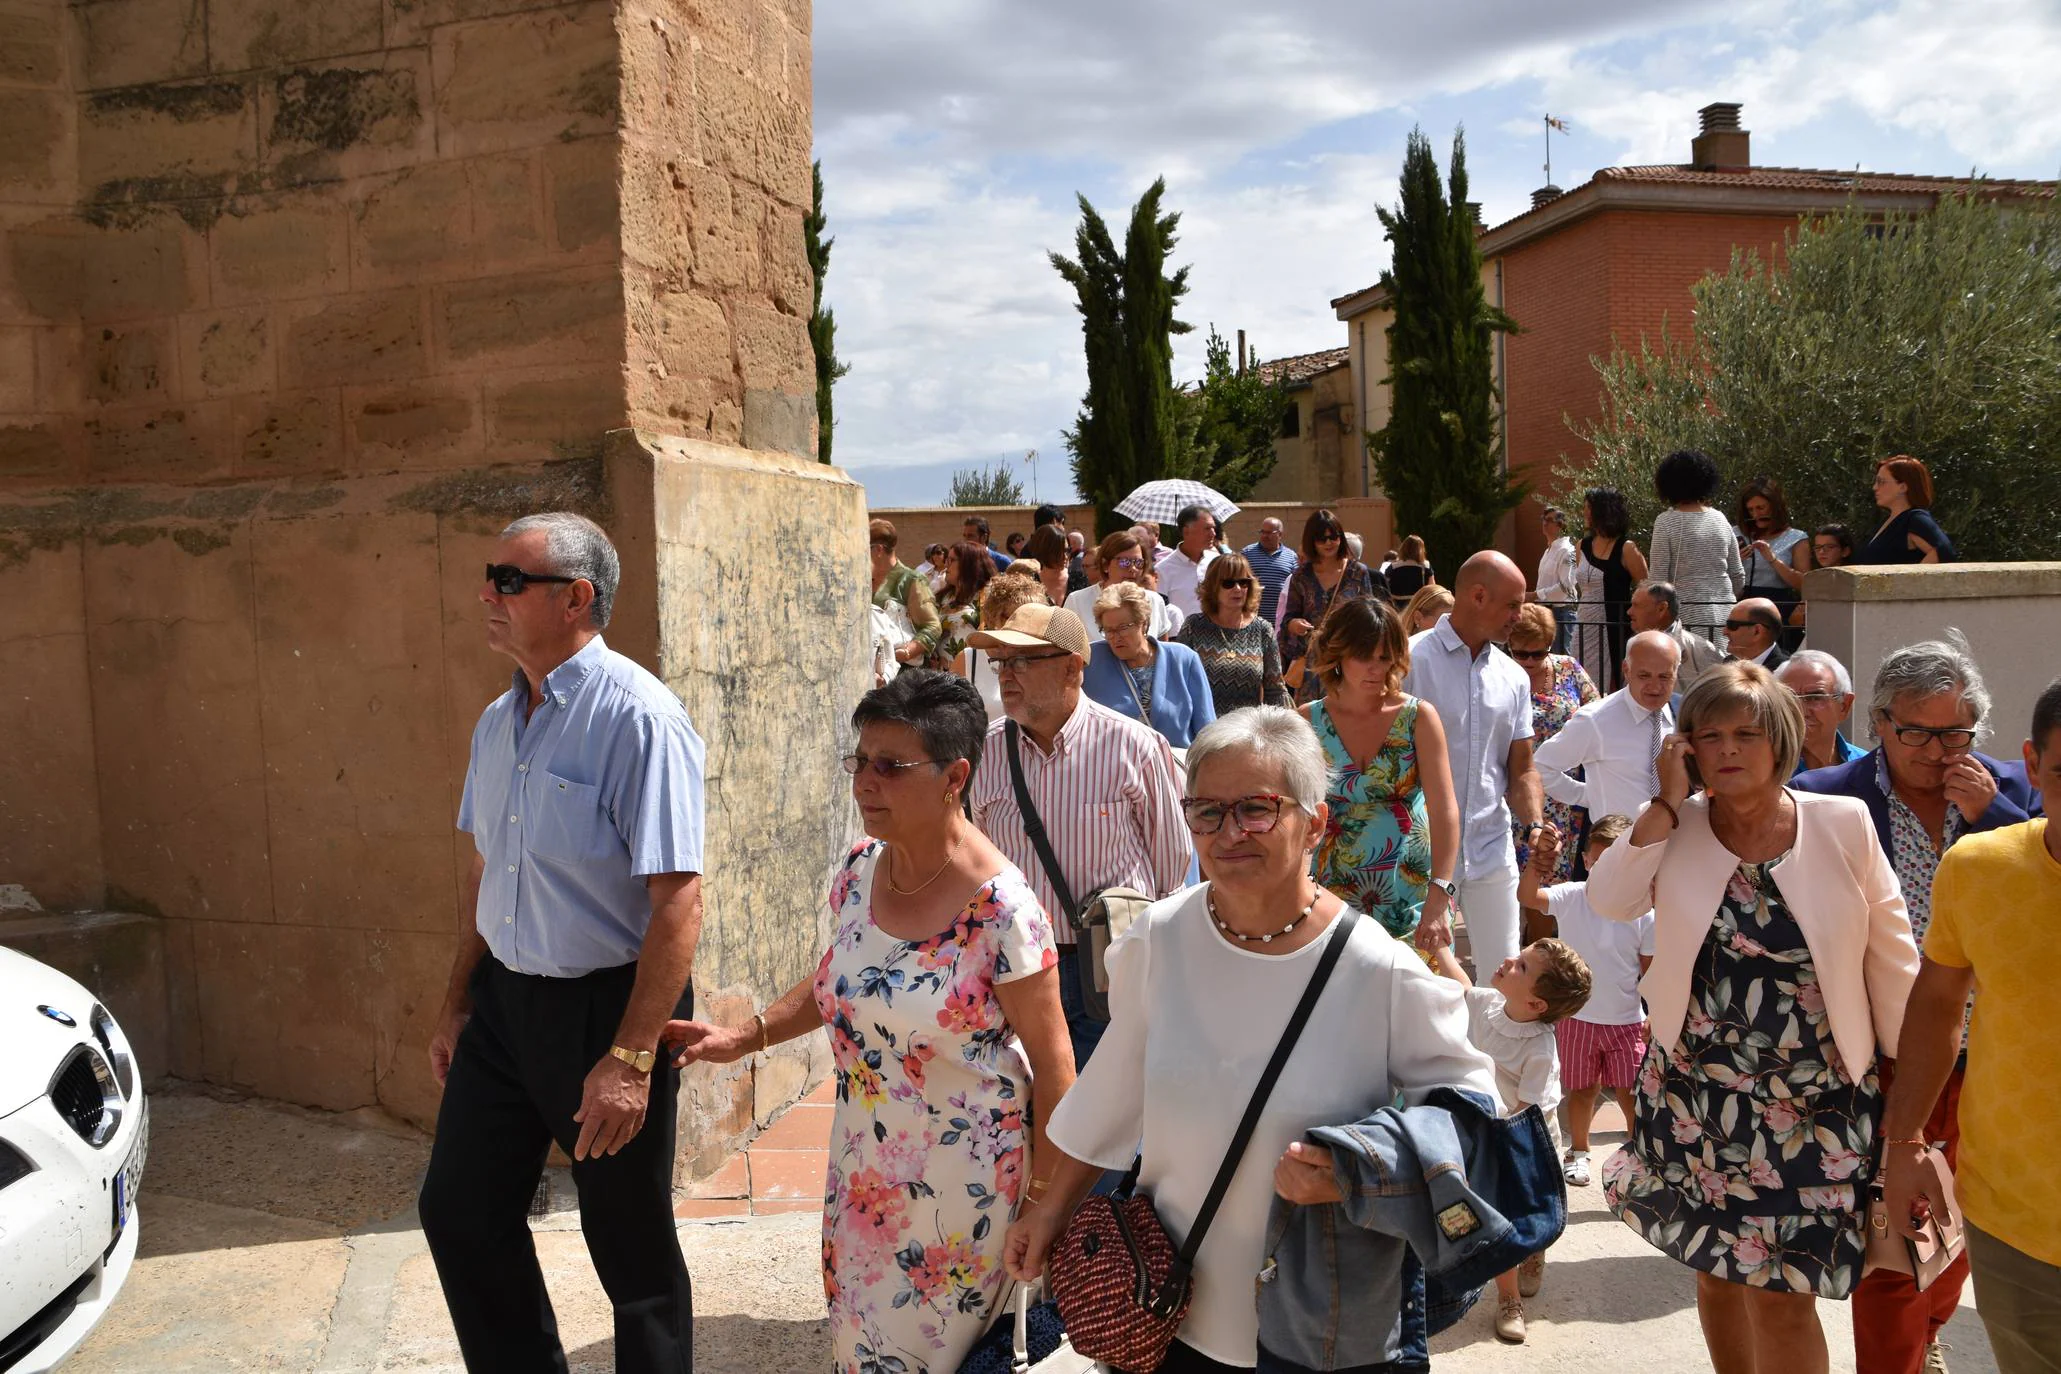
969,696,1192,943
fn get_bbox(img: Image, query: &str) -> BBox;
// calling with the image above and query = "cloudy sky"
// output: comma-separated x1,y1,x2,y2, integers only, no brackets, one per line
813,0,2061,508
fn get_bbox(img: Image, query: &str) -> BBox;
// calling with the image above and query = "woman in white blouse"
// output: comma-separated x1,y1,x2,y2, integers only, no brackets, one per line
1002,706,1495,1371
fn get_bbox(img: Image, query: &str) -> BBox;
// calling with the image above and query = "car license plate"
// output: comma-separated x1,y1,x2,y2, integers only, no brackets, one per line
111,1103,149,1240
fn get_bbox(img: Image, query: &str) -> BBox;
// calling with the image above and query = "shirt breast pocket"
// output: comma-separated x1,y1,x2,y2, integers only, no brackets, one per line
530,772,620,865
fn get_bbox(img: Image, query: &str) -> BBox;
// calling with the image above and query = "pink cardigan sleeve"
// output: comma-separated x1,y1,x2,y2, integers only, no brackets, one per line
1583,824,1667,923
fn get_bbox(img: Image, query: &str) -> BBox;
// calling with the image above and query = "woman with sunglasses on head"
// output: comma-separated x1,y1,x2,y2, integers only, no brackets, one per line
1174,552,1292,717
1280,508,1384,705
661,670,1074,1374
928,540,996,675
1507,602,1599,886
1301,597,1464,951
1003,707,1494,1372
1063,529,1184,643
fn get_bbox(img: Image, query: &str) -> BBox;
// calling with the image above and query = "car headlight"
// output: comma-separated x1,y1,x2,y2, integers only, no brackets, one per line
0,1139,32,1191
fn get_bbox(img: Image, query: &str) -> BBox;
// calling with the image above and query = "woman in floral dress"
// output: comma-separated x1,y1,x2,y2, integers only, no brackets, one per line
662,671,1073,1373
1508,603,1598,881
1583,663,1918,1373
1299,597,1460,947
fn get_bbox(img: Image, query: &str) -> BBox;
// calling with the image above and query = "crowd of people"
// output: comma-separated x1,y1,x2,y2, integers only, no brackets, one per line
422,493,2049,1374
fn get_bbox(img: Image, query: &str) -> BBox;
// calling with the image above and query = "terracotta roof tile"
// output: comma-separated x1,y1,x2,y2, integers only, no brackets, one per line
1252,346,1349,388
1598,164,2060,195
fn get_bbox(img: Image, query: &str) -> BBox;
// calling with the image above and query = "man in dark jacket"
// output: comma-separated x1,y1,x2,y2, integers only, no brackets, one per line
1792,634,2041,1374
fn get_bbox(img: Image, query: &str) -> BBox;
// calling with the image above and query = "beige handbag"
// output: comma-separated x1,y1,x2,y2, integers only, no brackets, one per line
1863,1147,1965,1293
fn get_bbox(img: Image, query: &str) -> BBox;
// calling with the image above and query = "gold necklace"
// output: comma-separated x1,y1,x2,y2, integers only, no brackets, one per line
884,838,959,895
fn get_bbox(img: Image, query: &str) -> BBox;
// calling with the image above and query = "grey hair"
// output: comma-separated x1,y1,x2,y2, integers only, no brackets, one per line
1867,630,1990,743
1777,648,1851,697
1183,706,1328,815
1638,580,1681,623
500,512,620,630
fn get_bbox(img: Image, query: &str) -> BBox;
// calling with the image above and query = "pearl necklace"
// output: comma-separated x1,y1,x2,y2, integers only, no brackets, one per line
1208,886,1320,944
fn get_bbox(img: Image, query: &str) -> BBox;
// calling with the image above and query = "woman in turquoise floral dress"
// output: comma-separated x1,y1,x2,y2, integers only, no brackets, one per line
662,672,1073,1373
1299,598,1461,946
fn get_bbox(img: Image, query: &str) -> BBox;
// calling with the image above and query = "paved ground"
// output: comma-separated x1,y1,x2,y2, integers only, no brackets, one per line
68,1084,1997,1373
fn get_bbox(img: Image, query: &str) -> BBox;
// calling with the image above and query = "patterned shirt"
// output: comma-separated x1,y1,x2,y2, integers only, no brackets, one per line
1172,615,1292,714
968,696,1190,942
1875,750,1968,945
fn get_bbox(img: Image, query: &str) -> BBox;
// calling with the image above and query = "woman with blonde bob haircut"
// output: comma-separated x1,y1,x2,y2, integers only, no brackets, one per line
1586,660,1920,1374
1402,582,1455,637
1300,597,1463,948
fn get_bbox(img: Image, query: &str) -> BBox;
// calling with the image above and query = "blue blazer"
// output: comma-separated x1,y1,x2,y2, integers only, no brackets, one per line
1083,640,1216,748
1792,747,2042,853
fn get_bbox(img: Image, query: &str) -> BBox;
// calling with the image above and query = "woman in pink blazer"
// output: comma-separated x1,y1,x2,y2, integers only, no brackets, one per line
1586,661,1919,1374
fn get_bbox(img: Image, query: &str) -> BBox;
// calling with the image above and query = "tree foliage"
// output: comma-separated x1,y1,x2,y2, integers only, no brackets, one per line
806,160,850,465
1179,326,1287,502
1052,179,1192,536
1370,127,1522,583
946,462,1026,507
1567,193,2061,559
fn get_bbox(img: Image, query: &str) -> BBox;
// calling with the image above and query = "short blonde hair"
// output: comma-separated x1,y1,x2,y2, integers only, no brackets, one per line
980,571,1046,629
1093,580,1154,632
1585,813,1635,849
1403,583,1453,628
1529,939,1592,1024
1509,602,1558,651
1678,660,1806,780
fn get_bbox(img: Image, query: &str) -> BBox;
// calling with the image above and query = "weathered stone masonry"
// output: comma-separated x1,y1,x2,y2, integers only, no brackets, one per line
0,0,858,1177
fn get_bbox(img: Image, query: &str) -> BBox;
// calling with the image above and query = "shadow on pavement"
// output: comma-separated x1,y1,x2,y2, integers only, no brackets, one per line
568,1312,834,1373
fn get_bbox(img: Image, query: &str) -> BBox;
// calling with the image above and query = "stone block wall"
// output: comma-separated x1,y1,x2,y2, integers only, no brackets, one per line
0,0,855,1170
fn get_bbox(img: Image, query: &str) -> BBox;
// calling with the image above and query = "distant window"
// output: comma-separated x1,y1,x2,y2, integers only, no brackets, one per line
1279,403,1301,438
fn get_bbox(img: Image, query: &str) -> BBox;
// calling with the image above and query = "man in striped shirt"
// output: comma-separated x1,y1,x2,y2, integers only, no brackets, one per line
967,603,1191,1065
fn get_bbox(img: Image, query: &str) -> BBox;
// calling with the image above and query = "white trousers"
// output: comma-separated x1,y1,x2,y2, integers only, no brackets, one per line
1458,867,1522,973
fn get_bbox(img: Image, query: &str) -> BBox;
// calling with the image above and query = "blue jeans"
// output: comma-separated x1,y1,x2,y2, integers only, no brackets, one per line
1055,946,1106,1067
1550,602,1577,654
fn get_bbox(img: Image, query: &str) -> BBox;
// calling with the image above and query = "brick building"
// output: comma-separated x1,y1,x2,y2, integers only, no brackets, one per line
1332,102,2059,572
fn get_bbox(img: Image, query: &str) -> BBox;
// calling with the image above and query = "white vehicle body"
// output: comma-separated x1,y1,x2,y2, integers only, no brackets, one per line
0,947,148,1373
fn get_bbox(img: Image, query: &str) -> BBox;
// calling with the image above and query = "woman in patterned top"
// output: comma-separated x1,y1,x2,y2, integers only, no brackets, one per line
1174,552,1292,716
929,540,996,674
1281,507,1385,704
662,671,1073,1374
1507,602,1599,890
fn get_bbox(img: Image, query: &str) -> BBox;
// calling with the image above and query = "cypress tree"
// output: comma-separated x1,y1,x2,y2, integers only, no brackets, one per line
1052,178,1191,535
1371,128,1521,581
806,161,849,465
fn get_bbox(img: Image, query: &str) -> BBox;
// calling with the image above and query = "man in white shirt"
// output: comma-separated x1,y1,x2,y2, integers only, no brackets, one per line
1534,631,1683,826
1154,505,1219,618
1722,597,1790,671
1627,580,1724,692
1402,551,1546,974
1531,506,1580,653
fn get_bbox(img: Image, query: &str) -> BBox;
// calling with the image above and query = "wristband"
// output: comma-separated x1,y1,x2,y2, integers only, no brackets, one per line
1648,796,1681,829
752,1012,769,1054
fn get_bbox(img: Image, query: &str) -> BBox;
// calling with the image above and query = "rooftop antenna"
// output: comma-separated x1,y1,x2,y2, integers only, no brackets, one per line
1544,115,1569,186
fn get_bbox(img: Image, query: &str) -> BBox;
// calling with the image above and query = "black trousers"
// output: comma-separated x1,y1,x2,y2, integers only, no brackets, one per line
419,957,694,1373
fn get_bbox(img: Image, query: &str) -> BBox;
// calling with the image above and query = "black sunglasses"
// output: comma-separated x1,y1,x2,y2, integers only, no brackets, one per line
486,563,579,596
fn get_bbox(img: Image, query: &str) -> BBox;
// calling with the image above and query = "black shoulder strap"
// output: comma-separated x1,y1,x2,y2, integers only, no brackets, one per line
1004,722,1080,925
1151,904,1361,1313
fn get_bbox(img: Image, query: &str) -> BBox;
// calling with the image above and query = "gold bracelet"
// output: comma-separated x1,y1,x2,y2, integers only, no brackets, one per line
1024,1176,1051,1202
752,1012,768,1054
1885,1136,1930,1151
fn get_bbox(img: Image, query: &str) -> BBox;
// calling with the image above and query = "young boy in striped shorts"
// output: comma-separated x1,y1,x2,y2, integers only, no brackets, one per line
1520,815,1654,1187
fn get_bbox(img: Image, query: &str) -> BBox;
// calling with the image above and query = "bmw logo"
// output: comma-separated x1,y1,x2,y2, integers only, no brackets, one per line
37,1005,76,1027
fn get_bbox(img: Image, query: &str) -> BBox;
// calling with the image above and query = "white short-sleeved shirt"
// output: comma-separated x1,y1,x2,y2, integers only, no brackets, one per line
1046,891,1497,1366
1402,617,1535,880
1461,986,1561,1118
1156,546,1218,619
1544,881,1655,1025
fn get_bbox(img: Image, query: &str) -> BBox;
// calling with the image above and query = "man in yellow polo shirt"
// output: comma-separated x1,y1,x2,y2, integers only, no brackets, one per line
1884,676,2061,1374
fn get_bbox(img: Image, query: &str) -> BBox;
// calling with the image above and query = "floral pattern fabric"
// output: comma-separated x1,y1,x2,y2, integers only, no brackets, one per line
813,841,1058,1373
1309,696,1433,939
1522,654,1599,880
1604,858,1882,1298
1279,561,1382,704
929,602,980,672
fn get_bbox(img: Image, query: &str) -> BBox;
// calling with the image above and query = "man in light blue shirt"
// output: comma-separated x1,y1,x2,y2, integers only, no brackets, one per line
1402,551,1545,975
1242,516,1299,628
420,511,704,1374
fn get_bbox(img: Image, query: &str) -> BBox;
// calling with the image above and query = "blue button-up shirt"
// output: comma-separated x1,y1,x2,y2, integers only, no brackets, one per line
1402,616,1535,880
458,636,706,978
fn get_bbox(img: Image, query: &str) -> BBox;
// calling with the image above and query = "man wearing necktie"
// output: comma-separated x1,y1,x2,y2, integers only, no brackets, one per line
1534,631,1685,836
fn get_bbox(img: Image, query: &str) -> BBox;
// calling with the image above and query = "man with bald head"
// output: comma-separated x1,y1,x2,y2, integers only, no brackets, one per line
1242,516,1298,628
1722,597,1790,671
1536,630,1684,828
1401,550,1545,971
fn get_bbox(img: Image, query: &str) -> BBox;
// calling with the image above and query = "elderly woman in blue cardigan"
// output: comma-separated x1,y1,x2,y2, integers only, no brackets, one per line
1083,581,1217,750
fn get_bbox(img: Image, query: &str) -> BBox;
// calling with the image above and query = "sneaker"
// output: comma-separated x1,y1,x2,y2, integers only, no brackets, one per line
1495,1296,1527,1344
1519,1251,1546,1298
1923,1341,1951,1373
1563,1149,1592,1186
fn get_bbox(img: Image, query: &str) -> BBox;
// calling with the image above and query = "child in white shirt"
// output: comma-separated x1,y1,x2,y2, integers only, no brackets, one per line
1520,816,1655,1190
1428,935,1591,1345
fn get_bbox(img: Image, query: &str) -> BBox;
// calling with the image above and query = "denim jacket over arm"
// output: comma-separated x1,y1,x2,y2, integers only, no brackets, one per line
1256,1087,1566,1372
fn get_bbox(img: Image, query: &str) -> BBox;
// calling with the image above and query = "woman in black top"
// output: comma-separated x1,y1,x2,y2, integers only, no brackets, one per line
1384,534,1434,604
1573,487,1645,695
1857,455,1954,564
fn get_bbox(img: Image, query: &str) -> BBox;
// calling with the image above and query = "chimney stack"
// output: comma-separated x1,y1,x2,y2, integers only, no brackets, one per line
1691,102,1750,170
1530,185,1564,210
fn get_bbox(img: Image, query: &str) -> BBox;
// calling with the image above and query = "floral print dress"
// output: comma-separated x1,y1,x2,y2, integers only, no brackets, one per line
1522,653,1599,880
1308,696,1433,939
1603,858,1882,1298
814,841,1058,1374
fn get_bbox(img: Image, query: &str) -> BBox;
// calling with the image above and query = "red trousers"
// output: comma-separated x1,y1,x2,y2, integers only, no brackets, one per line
1853,1061,1968,1374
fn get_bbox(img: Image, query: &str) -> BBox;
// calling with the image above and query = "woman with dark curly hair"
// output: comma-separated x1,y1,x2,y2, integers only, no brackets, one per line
1574,487,1647,695
1648,449,1743,644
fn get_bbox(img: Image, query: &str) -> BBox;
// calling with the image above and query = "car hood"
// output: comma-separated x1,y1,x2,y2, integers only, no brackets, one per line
0,945,98,1116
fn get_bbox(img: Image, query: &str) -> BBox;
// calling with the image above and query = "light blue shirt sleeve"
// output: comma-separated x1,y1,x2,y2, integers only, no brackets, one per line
610,712,707,877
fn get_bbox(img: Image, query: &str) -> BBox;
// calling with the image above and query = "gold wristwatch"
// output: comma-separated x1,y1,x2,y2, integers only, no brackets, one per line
609,1044,656,1073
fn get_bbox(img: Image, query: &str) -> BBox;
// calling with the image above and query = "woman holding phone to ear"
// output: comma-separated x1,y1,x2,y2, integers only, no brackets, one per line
1583,661,1920,1374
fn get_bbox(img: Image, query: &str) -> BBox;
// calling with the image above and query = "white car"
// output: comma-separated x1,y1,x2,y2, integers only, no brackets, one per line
0,947,148,1372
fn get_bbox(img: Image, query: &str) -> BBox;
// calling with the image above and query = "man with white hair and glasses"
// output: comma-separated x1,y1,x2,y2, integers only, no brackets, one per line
1794,634,2044,1374
1775,650,1867,775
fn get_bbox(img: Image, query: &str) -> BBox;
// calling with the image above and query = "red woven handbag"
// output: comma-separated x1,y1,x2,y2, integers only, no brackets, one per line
1044,906,1360,1372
